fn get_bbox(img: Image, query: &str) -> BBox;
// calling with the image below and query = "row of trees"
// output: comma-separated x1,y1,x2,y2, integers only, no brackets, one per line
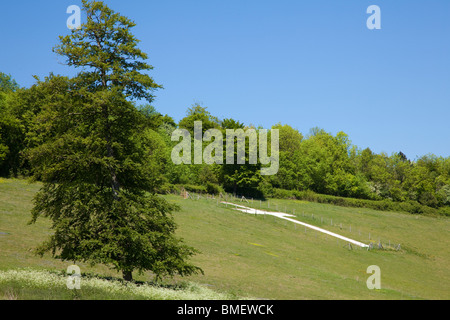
121,103,450,210
269,126,450,209
2,74,450,209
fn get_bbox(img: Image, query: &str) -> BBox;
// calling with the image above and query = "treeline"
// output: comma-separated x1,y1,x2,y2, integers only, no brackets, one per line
1,72,449,215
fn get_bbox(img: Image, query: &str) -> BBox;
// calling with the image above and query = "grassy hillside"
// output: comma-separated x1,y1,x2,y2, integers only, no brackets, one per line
1,178,449,299
0,178,242,300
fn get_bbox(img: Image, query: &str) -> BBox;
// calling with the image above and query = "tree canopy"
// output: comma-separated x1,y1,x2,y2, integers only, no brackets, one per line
24,0,202,282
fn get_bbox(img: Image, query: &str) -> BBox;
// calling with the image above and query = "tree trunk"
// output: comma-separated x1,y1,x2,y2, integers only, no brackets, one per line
102,103,121,201
123,270,133,282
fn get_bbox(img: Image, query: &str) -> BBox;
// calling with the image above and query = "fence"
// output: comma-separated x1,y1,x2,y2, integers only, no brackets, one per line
169,190,402,252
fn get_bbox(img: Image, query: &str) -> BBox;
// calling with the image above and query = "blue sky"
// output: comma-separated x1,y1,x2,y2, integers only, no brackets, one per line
0,0,449,159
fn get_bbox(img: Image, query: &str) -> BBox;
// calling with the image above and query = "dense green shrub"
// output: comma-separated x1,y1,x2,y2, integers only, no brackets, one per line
205,182,223,196
156,183,181,195
183,184,208,194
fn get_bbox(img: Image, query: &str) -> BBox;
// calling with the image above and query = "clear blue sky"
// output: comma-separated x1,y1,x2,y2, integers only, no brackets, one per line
1,0,449,159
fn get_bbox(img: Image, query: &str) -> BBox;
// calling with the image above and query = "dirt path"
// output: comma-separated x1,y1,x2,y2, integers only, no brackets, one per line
221,202,369,248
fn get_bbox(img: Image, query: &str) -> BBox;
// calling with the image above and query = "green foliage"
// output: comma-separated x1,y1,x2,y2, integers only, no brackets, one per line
219,119,263,197
179,104,220,134
0,138,8,165
0,75,26,176
54,0,162,102
266,188,442,215
137,104,177,131
30,182,201,280
182,184,208,194
205,181,223,195
2,71,449,214
0,72,19,93
268,123,303,190
287,128,371,199
26,0,202,281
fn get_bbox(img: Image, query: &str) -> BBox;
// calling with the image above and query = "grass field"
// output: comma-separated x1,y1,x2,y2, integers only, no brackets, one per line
1,178,449,300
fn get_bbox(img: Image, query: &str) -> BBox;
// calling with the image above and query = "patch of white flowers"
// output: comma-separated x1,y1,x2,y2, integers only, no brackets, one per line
0,269,64,289
0,269,242,300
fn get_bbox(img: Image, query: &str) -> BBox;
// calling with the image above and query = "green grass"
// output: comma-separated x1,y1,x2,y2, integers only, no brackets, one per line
0,178,241,300
1,178,449,299
169,196,450,300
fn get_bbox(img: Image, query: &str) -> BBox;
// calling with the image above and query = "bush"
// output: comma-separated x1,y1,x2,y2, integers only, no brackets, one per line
156,183,180,195
205,182,223,196
257,180,274,199
272,188,296,199
438,206,450,216
183,184,207,194
269,188,445,216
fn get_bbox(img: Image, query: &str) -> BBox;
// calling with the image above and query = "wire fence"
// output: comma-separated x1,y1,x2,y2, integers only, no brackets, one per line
169,190,402,252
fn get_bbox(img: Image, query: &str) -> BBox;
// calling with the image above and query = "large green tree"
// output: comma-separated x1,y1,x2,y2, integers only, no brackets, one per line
28,0,201,281
268,123,303,190
0,72,22,176
219,119,263,197
172,105,222,187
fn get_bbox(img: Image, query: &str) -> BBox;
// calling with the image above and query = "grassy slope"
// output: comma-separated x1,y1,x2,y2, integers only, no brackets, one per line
1,178,449,299
0,178,240,300
170,197,450,300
